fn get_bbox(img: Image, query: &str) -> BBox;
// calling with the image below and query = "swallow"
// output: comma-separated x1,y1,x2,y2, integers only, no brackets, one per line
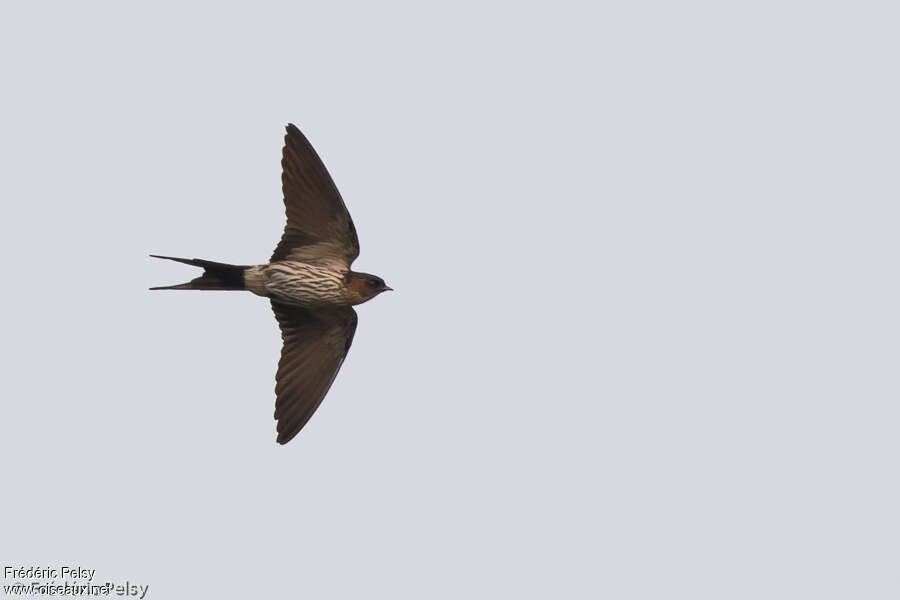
152,124,391,444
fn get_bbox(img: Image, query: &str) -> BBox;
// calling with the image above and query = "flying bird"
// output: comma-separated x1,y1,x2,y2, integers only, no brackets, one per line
152,124,391,444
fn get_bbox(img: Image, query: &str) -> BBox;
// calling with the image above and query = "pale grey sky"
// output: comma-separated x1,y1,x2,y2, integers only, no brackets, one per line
1,1,898,598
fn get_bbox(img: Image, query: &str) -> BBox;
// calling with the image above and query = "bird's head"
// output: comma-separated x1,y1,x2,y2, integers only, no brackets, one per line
346,272,393,304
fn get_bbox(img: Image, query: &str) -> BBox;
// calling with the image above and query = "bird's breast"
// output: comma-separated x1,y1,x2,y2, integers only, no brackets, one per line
262,262,349,306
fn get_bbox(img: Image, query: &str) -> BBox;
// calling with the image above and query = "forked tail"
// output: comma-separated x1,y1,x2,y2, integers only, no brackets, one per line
150,255,248,290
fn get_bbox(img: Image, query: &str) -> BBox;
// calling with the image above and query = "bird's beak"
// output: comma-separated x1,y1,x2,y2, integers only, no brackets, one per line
384,286,394,292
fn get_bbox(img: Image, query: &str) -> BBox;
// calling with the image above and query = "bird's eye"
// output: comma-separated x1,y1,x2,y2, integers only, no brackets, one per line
368,279,380,287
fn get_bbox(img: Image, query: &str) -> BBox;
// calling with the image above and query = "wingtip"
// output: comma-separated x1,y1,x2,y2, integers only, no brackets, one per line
276,426,301,445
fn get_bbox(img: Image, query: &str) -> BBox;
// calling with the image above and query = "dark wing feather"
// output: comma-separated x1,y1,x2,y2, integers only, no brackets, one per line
271,124,360,267
271,301,358,444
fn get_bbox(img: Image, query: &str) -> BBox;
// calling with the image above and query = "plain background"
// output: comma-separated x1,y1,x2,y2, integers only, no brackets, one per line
1,1,897,598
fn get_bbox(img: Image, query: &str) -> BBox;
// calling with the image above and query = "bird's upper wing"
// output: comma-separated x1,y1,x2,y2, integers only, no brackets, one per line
271,301,358,444
271,124,360,268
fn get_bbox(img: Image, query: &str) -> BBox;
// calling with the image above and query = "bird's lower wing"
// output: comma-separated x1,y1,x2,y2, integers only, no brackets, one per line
270,301,358,444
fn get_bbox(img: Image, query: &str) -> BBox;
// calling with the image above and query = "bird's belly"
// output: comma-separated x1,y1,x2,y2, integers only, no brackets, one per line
263,262,347,306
